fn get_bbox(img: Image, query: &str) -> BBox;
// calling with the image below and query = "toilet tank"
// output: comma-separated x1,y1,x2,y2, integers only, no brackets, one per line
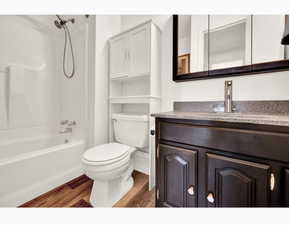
112,113,149,148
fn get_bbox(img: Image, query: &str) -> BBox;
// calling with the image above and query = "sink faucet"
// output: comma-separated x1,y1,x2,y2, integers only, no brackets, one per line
224,80,234,113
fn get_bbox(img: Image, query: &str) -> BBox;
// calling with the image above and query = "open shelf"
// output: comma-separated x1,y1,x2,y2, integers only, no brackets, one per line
109,95,160,104
110,73,150,82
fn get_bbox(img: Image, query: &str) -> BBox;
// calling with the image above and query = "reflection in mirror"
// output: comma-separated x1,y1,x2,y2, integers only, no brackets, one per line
177,15,208,75
209,15,252,70
253,15,288,64
174,15,289,82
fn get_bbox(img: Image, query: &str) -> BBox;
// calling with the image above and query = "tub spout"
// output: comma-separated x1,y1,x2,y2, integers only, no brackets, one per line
59,127,72,134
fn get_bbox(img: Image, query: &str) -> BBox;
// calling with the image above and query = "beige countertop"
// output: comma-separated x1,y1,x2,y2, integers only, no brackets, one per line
151,111,289,127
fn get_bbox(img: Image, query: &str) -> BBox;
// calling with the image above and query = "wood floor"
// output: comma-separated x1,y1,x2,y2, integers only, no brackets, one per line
19,171,155,208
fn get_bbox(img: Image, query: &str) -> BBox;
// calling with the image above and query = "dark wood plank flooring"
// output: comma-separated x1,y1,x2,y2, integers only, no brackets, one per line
19,171,155,208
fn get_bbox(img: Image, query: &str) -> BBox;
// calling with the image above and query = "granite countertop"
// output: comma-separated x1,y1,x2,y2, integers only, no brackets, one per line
151,111,289,127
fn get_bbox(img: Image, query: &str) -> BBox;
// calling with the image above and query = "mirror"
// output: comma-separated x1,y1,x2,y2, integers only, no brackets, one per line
208,15,251,70
252,15,287,64
177,15,209,76
173,15,289,82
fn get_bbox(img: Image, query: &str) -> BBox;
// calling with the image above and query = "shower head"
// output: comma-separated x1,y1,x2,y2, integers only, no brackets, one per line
54,20,63,29
54,15,75,29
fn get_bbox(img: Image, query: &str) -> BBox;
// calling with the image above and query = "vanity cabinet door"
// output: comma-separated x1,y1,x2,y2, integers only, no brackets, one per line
129,24,150,76
109,34,130,79
157,144,197,207
283,169,289,206
206,153,271,207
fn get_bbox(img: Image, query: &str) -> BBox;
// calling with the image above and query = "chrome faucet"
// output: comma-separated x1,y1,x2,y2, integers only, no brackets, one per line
60,120,76,126
59,127,72,134
59,120,76,134
224,80,234,113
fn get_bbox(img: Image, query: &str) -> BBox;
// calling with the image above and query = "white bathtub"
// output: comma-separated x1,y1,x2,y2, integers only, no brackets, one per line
0,136,85,207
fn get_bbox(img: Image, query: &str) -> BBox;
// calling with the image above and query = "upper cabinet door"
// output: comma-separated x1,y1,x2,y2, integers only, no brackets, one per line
129,24,150,76
252,15,286,64
206,153,271,207
208,15,252,71
109,34,130,79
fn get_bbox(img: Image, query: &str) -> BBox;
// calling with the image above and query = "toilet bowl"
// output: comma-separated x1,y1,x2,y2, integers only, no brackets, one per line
82,113,149,207
82,143,136,207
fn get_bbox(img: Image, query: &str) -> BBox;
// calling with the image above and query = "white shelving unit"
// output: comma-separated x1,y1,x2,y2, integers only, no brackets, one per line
109,95,160,104
108,20,161,190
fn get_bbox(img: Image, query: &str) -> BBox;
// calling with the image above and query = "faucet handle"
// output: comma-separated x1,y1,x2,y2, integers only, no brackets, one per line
60,120,69,125
67,121,77,126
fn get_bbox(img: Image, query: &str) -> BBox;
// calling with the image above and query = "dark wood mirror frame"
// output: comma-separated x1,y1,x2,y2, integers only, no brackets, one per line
173,15,289,82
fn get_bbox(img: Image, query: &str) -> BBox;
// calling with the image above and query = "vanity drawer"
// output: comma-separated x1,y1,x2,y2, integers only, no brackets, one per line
159,120,289,163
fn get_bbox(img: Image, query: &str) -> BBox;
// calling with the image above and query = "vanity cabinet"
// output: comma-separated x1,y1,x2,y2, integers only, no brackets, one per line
157,144,197,207
155,118,289,207
109,23,150,79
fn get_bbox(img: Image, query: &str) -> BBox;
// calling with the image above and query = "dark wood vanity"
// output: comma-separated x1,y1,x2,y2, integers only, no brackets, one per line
155,117,289,207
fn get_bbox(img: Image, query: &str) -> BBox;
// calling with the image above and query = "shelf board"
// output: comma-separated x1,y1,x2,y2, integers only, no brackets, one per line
110,73,150,82
109,95,160,104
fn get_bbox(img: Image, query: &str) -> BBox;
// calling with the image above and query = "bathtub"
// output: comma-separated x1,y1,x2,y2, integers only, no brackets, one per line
0,136,85,207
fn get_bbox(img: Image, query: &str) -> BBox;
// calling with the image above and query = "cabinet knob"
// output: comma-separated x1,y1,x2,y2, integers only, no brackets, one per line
207,193,215,203
187,186,195,195
270,173,275,191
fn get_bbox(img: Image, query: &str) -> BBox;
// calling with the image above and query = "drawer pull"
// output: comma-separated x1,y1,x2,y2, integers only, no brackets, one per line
187,186,195,196
207,193,215,203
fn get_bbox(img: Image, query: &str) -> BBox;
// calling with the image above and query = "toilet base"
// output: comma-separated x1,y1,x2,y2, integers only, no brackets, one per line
89,174,134,207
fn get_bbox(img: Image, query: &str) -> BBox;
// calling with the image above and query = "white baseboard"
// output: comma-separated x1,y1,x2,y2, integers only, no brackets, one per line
0,166,83,207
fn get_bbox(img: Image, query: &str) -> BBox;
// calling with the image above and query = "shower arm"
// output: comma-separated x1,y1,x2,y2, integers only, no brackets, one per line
56,15,75,26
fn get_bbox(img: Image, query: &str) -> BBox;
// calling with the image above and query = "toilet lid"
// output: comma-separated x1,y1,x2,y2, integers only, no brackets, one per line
83,143,130,163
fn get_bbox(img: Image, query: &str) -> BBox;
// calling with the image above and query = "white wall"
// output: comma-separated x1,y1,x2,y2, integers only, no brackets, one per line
120,15,289,112
91,16,121,146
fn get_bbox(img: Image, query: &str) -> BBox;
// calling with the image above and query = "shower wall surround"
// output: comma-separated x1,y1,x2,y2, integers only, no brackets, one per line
8,64,50,128
0,15,89,143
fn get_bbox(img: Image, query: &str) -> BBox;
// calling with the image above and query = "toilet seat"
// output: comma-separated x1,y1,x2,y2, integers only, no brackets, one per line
82,143,131,166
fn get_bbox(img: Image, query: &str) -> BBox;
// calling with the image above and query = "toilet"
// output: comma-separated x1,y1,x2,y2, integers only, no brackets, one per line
82,113,149,207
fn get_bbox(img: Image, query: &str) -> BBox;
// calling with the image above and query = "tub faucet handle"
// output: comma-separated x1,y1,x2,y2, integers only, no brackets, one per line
68,121,76,126
60,120,69,125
